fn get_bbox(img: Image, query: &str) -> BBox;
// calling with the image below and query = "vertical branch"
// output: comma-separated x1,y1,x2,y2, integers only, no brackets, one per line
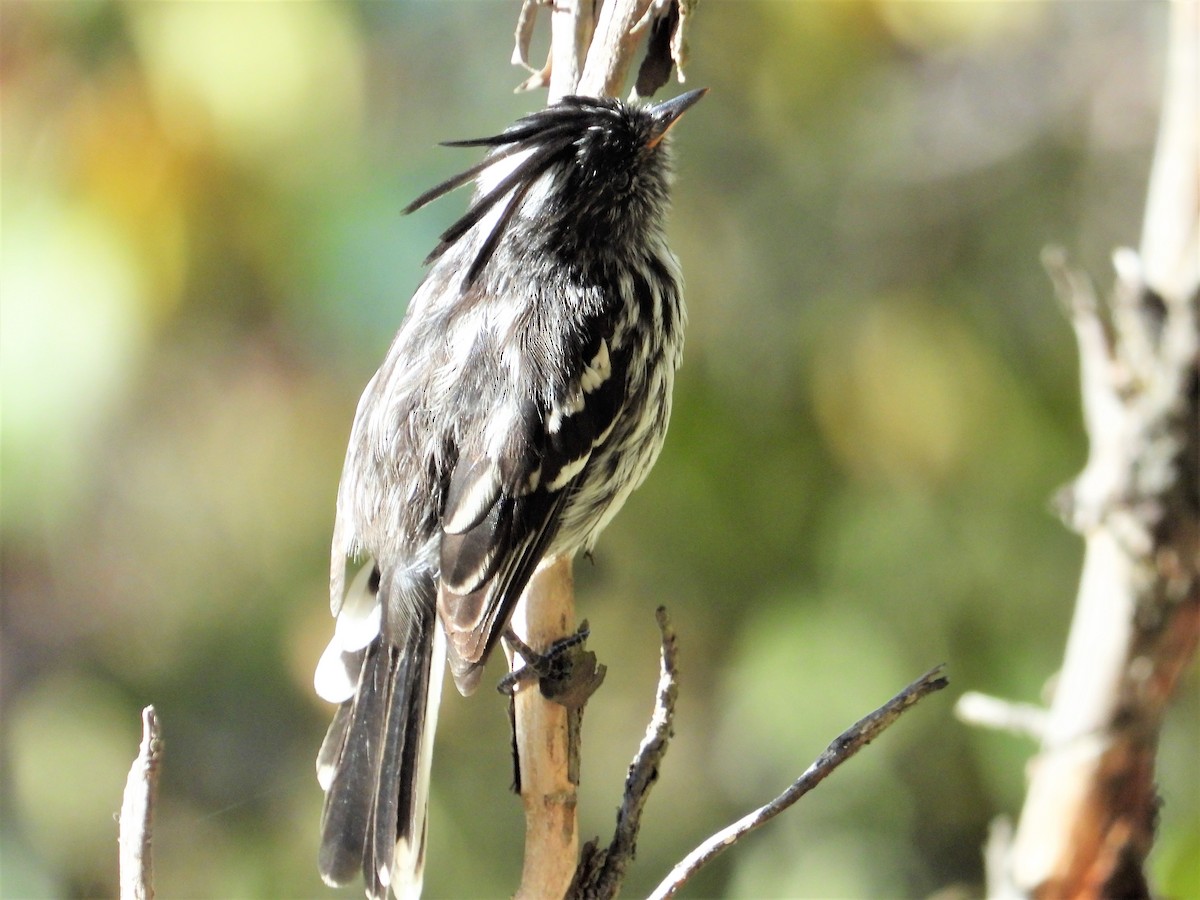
578,0,655,97
509,4,595,896
548,0,595,102
511,4,596,890
511,556,581,900
119,707,162,900
1139,0,1200,300
509,3,692,896
1006,2,1200,896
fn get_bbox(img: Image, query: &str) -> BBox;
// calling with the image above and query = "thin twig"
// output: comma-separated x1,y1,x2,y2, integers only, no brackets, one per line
570,607,680,899
118,706,162,900
648,666,949,900
607,607,678,872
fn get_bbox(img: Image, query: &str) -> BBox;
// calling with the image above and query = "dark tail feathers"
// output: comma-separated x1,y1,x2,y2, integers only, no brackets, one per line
317,605,444,900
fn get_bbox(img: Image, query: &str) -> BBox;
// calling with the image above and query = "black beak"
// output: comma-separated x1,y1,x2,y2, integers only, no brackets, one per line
647,88,708,147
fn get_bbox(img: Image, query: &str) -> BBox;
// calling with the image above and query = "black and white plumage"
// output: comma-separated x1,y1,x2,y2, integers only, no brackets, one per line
314,89,704,900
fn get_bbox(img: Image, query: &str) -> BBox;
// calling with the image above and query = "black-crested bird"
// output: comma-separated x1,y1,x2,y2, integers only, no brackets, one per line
314,88,705,899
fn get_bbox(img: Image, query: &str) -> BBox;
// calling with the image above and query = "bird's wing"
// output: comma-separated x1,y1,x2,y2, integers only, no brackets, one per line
436,314,628,695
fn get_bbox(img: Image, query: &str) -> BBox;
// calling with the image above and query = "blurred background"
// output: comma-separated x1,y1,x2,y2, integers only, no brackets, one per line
2,1,1196,898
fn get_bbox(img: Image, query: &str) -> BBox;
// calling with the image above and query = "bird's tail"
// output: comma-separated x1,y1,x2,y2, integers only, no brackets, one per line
316,572,445,900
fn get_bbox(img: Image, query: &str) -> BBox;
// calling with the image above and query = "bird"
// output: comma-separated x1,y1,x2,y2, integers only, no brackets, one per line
313,87,706,900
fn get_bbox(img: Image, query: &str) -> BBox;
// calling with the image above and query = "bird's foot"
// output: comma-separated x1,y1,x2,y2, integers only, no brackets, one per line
498,622,606,707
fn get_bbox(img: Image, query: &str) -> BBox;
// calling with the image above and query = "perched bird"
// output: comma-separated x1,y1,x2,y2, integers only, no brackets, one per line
314,88,706,899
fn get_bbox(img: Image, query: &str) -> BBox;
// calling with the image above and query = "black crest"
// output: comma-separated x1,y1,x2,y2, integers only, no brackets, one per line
403,91,704,287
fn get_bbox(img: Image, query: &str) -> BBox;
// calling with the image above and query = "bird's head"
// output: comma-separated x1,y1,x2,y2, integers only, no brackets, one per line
407,89,707,285
552,89,708,214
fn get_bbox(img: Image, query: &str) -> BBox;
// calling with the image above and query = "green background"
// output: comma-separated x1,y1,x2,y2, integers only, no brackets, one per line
2,2,1196,898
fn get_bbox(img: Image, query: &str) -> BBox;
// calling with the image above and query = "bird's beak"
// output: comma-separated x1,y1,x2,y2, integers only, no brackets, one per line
647,88,708,148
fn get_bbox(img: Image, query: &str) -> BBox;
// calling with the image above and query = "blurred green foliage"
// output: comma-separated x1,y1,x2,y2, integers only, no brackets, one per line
2,2,1195,898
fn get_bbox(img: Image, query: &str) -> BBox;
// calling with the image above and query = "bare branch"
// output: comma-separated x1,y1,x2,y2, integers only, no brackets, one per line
570,607,680,899
548,0,596,102
514,0,694,99
119,706,162,900
648,666,950,900
1003,3,1200,893
510,558,583,900
578,0,655,98
605,607,678,873
1139,0,1200,300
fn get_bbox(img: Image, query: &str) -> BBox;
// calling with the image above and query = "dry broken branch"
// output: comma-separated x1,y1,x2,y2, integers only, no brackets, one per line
118,706,162,900
513,0,693,100
998,2,1200,895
